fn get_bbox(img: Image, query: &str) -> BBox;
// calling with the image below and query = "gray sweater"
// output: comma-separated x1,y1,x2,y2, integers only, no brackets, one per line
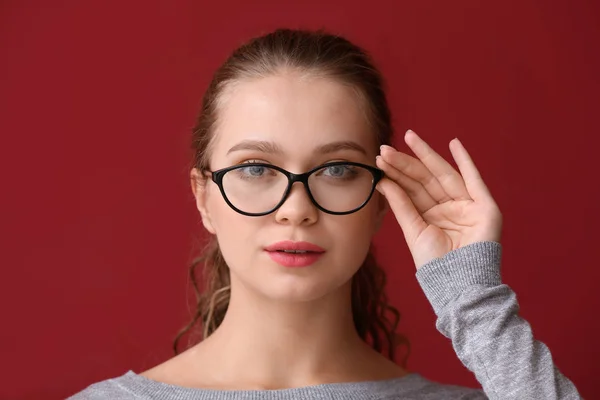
68,241,582,399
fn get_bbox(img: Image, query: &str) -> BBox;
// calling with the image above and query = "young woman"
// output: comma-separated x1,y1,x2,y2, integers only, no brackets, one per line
70,29,581,399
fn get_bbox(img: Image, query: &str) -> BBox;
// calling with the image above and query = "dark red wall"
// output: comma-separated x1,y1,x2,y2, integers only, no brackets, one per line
1,1,598,399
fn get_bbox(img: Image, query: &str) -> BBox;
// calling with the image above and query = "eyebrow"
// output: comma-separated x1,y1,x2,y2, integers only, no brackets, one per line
226,140,367,155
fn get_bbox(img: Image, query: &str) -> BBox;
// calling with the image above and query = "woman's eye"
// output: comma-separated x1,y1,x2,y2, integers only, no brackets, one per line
233,160,275,179
242,165,266,176
316,163,362,181
323,165,351,177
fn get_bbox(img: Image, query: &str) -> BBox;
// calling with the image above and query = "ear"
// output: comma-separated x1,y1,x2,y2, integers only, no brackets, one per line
374,191,388,232
190,168,216,235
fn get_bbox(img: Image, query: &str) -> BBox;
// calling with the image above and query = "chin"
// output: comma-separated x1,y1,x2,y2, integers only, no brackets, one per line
254,272,352,303
228,253,358,303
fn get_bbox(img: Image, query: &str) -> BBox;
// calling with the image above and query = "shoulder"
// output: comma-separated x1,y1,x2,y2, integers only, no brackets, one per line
413,381,487,399
66,371,140,400
413,378,487,399
379,373,487,400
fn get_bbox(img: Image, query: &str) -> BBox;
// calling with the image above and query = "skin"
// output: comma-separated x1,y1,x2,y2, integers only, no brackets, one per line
141,69,504,390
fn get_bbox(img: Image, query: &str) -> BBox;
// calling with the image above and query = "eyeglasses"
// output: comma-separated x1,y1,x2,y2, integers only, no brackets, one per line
205,161,384,216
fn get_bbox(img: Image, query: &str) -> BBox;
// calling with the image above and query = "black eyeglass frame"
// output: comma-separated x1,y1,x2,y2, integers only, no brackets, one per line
204,161,384,217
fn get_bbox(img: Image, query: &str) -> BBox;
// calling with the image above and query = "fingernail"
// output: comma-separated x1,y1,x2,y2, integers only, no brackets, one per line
406,129,416,136
380,144,393,153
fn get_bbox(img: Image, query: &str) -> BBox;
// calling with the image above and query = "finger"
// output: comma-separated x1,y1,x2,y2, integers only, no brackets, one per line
449,138,493,202
376,177,428,244
376,155,438,213
403,130,472,201
379,146,452,204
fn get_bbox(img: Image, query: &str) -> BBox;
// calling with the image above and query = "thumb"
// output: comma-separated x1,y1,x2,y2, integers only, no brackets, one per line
377,178,427,244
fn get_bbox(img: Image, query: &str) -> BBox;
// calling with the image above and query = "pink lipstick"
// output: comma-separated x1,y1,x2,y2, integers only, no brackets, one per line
264,241,325,267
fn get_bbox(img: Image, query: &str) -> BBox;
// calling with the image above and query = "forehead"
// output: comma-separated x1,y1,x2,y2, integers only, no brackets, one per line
210,73,376,164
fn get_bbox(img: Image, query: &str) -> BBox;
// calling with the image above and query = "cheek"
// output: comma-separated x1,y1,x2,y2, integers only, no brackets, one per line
340,213,376,247
354,196,381,234
206,185,250,236
328,205,379,263
205,185,263,268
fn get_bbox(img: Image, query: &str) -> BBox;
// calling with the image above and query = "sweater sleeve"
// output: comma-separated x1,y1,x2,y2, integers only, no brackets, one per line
414,241,582,400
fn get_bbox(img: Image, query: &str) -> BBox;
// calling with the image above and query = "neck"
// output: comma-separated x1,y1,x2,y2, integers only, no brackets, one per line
191,276,401,389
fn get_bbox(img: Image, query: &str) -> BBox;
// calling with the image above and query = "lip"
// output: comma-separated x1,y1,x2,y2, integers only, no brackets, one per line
264,241,326,253
264,241,326,267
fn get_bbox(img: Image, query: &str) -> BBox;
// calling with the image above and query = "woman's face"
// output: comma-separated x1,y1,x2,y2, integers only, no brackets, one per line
192,72,387,302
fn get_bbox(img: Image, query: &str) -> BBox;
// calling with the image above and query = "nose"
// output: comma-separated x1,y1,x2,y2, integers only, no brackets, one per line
274,181,318,225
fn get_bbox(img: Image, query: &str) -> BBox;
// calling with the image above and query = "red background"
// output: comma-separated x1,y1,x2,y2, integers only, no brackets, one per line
1,1,598,399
